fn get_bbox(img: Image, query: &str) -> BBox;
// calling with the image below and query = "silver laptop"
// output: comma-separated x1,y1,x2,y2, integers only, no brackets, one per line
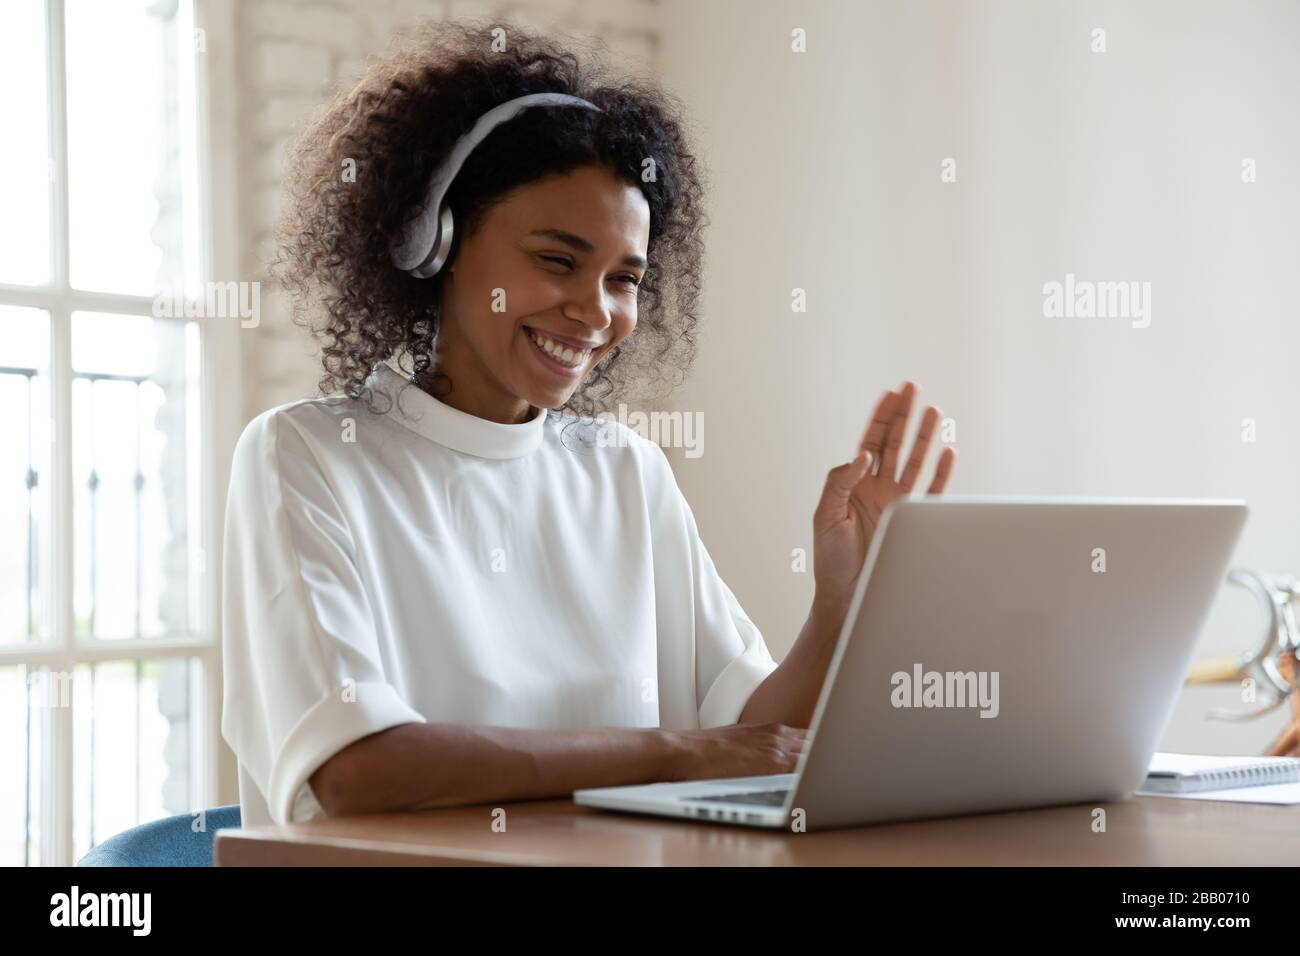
574,496,1248,831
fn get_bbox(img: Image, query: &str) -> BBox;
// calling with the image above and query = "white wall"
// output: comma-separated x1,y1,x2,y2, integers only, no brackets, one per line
660,0,1300,754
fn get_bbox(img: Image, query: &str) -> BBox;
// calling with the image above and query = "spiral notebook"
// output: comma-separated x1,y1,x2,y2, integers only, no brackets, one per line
1140,752,1300,796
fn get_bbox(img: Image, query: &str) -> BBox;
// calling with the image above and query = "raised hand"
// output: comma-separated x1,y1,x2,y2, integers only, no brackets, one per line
811,381,956,618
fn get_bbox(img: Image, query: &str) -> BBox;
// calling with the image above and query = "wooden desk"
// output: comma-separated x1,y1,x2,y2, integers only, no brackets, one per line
214,796,1300,866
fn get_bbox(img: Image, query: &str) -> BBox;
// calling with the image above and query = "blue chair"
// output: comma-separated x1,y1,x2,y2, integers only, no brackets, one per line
76,805,241,867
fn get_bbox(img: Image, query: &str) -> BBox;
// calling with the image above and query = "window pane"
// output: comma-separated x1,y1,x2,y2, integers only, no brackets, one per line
65,0,201,296
0,0,50,286
0,307,52,646
0,666,47,866
72,312,202,641
74,657,200,862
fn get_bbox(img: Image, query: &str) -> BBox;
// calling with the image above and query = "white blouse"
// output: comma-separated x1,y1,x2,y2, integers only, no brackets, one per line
220,364,779,827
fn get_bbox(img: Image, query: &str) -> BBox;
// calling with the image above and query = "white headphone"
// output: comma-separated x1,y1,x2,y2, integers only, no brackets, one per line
390,92,603,279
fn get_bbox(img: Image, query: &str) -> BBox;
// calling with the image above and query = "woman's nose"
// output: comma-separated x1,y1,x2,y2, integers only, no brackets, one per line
561,282,614,329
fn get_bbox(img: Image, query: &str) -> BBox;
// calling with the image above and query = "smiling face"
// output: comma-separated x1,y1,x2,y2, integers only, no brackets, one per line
429,164,651,424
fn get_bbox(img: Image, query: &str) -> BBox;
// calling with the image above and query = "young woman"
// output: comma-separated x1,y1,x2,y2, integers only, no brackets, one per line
221,21,955,827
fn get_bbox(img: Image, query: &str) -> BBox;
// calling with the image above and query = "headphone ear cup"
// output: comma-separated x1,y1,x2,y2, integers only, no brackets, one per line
438,205,458,273
411,205,455,279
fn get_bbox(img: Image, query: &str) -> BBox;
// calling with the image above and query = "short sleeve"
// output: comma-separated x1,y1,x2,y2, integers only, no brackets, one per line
639,436,779,728
681,497,780,728
220,408,426,826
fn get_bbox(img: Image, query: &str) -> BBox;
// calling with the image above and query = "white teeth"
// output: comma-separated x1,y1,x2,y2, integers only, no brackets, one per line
527,328,590,368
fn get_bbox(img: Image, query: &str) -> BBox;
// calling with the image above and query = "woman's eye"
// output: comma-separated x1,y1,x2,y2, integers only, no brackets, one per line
539,255,640,288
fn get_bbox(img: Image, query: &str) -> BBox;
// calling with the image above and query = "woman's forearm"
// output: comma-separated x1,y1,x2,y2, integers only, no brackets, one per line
738,598,848,728
309,721,678,816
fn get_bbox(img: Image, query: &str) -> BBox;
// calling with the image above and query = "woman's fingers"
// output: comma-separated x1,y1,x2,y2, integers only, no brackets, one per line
813,451,873,532
858,382,954,492
878,381,916,481
899,405,941,492
857,389,898,474
927,446,957,494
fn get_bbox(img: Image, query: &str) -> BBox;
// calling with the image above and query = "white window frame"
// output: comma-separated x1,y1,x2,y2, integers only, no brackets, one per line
0,0,241,866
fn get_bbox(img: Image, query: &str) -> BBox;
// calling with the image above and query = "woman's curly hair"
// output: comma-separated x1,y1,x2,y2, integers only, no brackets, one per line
271,18,709,419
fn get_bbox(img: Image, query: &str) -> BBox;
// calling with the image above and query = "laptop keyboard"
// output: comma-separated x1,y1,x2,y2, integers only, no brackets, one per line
683,788,790,807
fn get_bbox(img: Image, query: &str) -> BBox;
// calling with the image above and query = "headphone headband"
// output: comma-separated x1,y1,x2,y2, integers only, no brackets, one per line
391,92,603,277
